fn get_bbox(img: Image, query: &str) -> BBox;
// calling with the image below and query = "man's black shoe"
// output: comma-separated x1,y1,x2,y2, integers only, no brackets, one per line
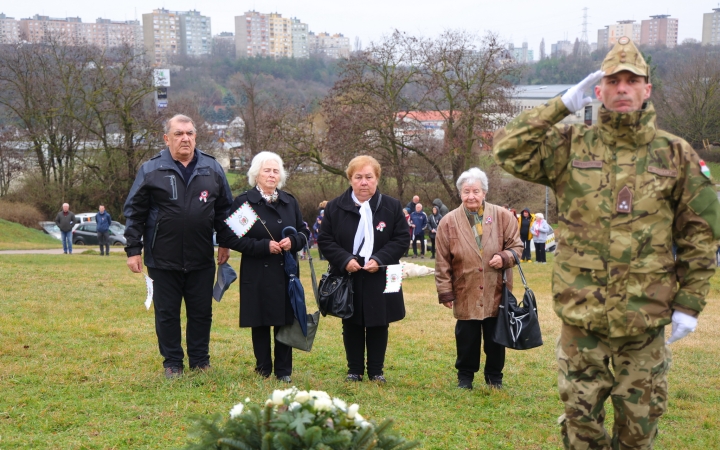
277,375,292,383
164,366,184,379
458,379,473,390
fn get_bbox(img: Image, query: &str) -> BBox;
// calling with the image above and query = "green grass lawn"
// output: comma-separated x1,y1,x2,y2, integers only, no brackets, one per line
0,219,62,250
1,250,718,448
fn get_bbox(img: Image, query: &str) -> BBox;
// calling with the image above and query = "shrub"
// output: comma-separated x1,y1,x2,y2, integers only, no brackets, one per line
0,200,45,229
184,388,419,450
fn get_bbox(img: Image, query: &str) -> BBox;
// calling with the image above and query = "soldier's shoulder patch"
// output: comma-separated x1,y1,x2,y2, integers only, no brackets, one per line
699,160,712,180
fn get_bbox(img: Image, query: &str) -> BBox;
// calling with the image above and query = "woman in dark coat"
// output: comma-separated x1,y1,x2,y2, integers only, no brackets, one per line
223,151,309,383
318,155,409,383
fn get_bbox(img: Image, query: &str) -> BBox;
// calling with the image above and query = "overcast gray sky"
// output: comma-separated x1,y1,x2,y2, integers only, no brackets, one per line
4,1,717,58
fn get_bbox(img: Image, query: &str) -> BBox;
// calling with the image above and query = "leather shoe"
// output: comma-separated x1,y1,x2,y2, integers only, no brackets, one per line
369,374,386,383
277,375,292,383
164,366,183,379
346,374,363,382
458,379,473,390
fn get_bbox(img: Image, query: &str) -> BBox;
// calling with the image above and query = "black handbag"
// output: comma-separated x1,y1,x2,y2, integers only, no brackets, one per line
493,249,543,350
317,271,354,319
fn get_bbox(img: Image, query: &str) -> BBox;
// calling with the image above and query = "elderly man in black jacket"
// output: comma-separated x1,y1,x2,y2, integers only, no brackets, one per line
123,114,233,379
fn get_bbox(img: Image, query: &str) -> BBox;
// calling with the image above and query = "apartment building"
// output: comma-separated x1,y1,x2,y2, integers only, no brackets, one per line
508,42,534,63
235,11,269,57
268,13,292,58
291,18,309,59
702,8,720,46
640,15,678,48
178,10,211,56
308,32,351,59
0,13,20,44
550,40,573,57
142,9,180,66
16,14,140,49
598,20,640,49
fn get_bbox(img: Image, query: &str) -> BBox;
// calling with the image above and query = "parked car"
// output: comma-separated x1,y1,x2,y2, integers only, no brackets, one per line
39,221,62,240
74,213,97,223
72,221,127,246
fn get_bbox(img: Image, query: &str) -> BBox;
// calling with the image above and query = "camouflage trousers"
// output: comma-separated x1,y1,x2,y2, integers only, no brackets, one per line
556,323,671,450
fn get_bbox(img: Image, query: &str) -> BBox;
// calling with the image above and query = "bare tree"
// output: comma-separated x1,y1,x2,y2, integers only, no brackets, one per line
654,47,720,148
0,129,26,197
419,31,520,202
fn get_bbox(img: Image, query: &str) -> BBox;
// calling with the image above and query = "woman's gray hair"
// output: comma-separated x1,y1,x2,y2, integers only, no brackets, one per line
456,167,489,193
247,151,287,189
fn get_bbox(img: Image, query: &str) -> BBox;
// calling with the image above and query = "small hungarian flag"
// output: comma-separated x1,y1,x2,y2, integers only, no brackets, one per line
225,201,259,239
699,160,712,180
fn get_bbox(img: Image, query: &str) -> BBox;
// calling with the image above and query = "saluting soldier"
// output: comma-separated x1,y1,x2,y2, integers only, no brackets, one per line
493,37,720,449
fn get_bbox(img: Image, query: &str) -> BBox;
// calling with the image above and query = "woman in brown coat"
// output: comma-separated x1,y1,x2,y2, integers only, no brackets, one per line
434,167,523,390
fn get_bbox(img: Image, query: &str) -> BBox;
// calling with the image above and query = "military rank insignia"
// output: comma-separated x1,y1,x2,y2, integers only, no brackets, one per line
616,186,632,214
699,160,712,180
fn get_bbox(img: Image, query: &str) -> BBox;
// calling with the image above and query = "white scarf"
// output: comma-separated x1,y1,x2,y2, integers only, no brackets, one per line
351,191,374,261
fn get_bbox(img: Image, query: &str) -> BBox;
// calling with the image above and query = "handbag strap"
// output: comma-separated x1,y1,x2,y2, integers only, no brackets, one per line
305,242,321,310
505,248,530,290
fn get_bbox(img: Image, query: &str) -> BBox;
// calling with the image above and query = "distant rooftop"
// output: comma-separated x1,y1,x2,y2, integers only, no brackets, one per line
514,85,599,100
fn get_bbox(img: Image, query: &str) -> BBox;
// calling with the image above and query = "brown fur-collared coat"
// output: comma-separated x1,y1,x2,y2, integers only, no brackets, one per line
434,202,523,320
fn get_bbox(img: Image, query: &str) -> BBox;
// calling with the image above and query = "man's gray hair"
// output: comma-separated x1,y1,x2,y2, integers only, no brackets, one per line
247,151,287,189
164,114,196,134
456,167,489,193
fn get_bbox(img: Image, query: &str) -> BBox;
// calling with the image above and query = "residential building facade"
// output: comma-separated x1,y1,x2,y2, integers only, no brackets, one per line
702,8,720,46
508,42,534,63
598,20,640,49
267,13,292,58
15,14,140,49
640,15,678,47
291,18,309,59
235,11,269,58
0,13,20,44
550,40,573,57
308,32,351,59
178,10,211,56
142,9,180,66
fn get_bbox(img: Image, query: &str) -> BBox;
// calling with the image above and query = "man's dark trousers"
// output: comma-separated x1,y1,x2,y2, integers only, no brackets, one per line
412,234,425,256
97,231,110,255
147,266,215,369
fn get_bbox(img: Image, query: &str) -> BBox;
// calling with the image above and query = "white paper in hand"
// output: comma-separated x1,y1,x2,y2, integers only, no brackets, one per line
144,274,154,310
225,201,259,239
383,263,404,293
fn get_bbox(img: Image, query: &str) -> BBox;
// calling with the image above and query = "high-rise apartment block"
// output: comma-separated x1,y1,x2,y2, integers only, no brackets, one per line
143,9,180,66
597,20,640,49
143,8,211,66
640,15,678,47
178,10,211,56
508,42,534,63
702,8,720,46
0,13,20,44
235,11,269,57
308,32,351,59
235,11,301,58
12,14,141,49
291,18,309,59
268,13,292,58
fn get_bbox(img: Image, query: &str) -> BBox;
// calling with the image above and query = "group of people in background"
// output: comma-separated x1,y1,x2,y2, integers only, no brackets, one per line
514,208,552,263
401,196,449,259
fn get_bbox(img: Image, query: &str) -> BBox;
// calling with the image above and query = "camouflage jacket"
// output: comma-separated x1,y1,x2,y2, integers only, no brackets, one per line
493,96,720,337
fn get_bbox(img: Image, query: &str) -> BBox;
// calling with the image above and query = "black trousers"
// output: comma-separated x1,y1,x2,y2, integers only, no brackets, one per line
251,326,292,377
412,234,425,255
455,318,505,385
429,235,436,257
535,242,546,262
147,266,215,369
97,231,110,254
521,237,532,260
342,321,389,377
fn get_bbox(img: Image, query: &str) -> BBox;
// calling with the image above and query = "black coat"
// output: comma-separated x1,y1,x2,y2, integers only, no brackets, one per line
123,149,233,271
318,188,408,327
222,188,310,328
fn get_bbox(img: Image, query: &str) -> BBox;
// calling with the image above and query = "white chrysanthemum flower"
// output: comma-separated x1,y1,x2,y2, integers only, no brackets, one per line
294,390,310,403
245,397,251,403
332,398,347,411
347,404,360,419
309,390,330,400
289,401,302,411
229,403,244,418
314,397,333,412
271,389,286,405
354,413,370,428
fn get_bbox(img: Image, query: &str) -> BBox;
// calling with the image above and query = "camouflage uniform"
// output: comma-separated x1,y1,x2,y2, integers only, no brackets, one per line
493,39,720,449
